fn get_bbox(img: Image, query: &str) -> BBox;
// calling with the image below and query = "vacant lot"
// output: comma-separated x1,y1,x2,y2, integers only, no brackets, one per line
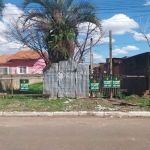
0,95,149,112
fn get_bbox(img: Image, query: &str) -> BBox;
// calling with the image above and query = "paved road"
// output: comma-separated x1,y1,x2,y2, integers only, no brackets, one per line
0,117,150,150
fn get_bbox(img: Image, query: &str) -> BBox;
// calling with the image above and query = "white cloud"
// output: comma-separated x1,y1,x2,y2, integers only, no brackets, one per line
133,32,150,41
93,53,104,60
0,3,24,54
144,1,150,6
122,45,139,51
113,49,128,56
99,37,115,44
112,45,139,56
78,22,100,35
102,14,139,35
78,22,102,45
2,3,24,24
70,14,140,51
84,52,105,63
93,53,106,63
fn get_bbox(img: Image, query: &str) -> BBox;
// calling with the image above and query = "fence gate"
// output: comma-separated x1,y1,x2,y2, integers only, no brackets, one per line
43,60,89,98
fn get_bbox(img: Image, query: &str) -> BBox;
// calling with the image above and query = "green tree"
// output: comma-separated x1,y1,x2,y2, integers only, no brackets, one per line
22,0,101,64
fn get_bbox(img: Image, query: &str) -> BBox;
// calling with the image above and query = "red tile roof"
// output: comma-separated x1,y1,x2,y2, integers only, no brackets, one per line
0,54,12,64
8,50,43,60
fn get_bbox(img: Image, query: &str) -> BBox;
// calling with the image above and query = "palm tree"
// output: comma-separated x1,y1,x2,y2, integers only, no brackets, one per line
22,0,101,64
0,0,3,15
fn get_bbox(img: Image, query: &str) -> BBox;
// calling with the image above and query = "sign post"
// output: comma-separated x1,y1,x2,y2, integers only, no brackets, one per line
20,79,29,91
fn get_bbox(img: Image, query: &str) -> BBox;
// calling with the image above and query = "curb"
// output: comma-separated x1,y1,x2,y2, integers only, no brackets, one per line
0,111,150,117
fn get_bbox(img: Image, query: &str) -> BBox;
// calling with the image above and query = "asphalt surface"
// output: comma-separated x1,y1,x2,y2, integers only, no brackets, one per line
0,117,150,150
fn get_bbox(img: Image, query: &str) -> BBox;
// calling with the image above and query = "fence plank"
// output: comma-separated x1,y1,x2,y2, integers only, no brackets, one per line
43,63,58,98
76,64,89,98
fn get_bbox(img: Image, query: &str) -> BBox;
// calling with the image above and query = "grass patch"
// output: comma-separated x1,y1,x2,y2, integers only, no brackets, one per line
116,93,150,108
0,97,67,112
124,96,150,107
0,93,149,112
7,82,43,94
0,97,102,112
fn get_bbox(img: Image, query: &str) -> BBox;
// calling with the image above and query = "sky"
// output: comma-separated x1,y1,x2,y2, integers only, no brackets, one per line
1,0,150,63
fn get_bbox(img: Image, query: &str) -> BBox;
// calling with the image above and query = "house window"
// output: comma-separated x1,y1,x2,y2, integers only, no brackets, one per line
0,67,10,74
17,66,28,74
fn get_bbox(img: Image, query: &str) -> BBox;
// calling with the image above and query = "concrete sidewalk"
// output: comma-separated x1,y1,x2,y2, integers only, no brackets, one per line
0,111,150,117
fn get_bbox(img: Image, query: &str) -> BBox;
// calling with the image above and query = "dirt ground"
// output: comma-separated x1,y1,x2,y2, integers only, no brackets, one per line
81,98,150,112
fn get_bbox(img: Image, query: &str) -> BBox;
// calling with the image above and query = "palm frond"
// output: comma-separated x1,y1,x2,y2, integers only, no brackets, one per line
0,0,3,15
64,0,74,9
22,0,102,63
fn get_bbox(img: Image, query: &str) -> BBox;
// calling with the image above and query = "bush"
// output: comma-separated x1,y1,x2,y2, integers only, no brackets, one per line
115,92,125,99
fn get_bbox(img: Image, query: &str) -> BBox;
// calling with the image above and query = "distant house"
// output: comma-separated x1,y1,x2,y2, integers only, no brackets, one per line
0,50,47,74
92,58,124,75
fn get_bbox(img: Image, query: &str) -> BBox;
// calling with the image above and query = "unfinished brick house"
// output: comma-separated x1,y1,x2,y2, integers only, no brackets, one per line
121,52,150,96
92,52,150,96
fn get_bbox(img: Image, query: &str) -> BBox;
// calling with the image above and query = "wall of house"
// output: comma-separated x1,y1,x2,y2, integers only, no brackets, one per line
121,52,150,96
121,77,148,96
32,58,46,73
4,58,46,74
112,58,123,75
123,52,149,75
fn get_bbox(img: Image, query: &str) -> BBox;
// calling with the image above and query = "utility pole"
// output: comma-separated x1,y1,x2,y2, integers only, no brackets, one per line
90,38,93,97
109,30,113,99
90,38,93,74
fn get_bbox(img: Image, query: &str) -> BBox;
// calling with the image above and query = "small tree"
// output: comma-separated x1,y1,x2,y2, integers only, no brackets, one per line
5,16,103,65
5,0,103,65
22,0,102,64
137,17,150,47
74,22,104,63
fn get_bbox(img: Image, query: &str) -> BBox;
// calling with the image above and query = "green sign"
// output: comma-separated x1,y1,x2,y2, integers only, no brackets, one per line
103,76,120,88
20,79,29,91
112,76,120,88
90,79,100,90
103,76,112,88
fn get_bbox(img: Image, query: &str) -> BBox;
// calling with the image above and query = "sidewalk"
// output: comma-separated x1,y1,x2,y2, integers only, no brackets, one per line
0,111,150,117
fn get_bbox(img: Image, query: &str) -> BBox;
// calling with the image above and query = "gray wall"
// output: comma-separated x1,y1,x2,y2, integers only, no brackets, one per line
43,60,89,98
0,74,43,91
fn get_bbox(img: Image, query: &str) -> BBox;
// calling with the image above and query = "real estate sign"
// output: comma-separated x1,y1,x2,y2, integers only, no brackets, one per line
20,79,29,91
112,76,120,88
103,76,120,88
103,76,112,88
90,79,100,90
